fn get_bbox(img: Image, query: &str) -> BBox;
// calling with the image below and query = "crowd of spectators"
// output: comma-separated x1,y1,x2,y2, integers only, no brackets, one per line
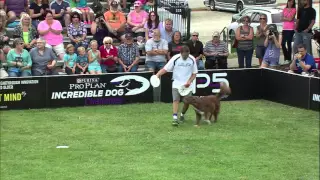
0,0,318,78
233,0,318,74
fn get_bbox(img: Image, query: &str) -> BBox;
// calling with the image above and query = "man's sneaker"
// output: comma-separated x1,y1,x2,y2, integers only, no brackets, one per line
179,115,185,123
172,120,179,126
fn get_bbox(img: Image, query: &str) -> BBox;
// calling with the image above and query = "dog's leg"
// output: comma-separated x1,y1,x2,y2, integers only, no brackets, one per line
209,113,213,123
213,111,219,123
194,110,201,127
180,102,190,122
204,112,211,125
213,104,220,123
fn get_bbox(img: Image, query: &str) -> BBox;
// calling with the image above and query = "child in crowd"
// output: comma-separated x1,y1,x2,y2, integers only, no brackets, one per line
64,44,77,75
74,0,92,24
76,46,89,74
143,0,154,12
88,40,102,74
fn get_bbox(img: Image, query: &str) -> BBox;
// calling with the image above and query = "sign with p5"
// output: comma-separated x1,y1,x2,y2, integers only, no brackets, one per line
192,72,229,94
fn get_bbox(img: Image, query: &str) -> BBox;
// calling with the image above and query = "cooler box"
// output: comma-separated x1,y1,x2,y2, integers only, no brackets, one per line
315,58,320,70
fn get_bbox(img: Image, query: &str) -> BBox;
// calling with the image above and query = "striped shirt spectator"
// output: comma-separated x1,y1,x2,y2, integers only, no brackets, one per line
203,40,228,55
203,31,229,69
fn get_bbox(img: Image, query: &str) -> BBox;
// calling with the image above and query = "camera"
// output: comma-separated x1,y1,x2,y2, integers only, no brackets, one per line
99,17,104,23
269,30,274,36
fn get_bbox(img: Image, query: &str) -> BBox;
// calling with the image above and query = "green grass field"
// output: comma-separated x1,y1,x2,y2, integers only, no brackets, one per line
0,100,319,180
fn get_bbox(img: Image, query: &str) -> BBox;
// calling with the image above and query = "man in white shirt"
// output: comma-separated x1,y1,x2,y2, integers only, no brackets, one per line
156,46,198,126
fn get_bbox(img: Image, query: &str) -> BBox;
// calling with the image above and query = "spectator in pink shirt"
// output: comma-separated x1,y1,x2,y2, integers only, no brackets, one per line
127,1,148,44
281,0,296,62
37,10,65,60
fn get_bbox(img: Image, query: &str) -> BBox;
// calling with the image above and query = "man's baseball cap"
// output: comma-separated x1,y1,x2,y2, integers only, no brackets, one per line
212,31,220,37
125,33,134,40
111,0,119,6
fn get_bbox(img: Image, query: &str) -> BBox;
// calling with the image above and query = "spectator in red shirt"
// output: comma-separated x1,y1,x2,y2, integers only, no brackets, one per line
99,36,118,73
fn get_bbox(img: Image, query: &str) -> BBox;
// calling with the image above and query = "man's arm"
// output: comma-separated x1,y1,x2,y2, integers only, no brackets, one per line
157,40,169,55
304,9,316,32
219,42,229,57
295,8,300,30
203,42,212,56
131,46,140,65
145,41,158,55
155,68,167,78
119,13,127,30
289,60,297,70
196,43,204,60
299,56,314,72
186,58,198,86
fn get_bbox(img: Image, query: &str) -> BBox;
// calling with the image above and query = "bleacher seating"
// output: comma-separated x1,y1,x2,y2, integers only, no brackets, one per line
4,0,149,72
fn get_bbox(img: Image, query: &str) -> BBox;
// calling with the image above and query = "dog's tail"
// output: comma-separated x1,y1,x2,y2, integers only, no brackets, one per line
216,82,231,99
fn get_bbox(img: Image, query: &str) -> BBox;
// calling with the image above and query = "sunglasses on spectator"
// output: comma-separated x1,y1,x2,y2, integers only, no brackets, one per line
105,42,111,44
260,18,266,20
192,34,198,37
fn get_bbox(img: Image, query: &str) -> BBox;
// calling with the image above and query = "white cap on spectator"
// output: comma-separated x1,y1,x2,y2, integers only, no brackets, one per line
212,31,220,37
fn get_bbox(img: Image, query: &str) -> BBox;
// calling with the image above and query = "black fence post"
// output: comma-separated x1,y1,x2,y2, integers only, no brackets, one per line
186,8,191,41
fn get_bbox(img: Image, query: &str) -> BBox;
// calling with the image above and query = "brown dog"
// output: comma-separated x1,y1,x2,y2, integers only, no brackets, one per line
182,82,231,127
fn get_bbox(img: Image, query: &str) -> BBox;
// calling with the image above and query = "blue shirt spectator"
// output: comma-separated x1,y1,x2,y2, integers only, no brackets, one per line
295,53,316,73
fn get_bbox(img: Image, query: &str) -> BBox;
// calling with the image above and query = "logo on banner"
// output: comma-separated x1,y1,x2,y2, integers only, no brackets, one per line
0,91,27,102
192,72,229,94
312,94,320,102
0,80,37,104
110,75,150,96
51,75,151,99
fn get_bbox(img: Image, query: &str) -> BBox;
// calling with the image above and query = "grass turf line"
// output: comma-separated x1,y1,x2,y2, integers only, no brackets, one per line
0,100,319,180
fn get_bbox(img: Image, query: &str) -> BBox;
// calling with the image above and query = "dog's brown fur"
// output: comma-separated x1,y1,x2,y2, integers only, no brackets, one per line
182,82,231,126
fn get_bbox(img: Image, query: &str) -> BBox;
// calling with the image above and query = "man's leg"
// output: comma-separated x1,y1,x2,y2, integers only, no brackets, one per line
180,92,192,122
197,60,205,70
32,70,43,76
8,71,18,77
172,88,181,126
293,32,303,54
302,32,313,55
64,14,71,27
100,64,107,73
129,64,138,72
145,61,155,73
218,57,228,69
21,71,31,77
